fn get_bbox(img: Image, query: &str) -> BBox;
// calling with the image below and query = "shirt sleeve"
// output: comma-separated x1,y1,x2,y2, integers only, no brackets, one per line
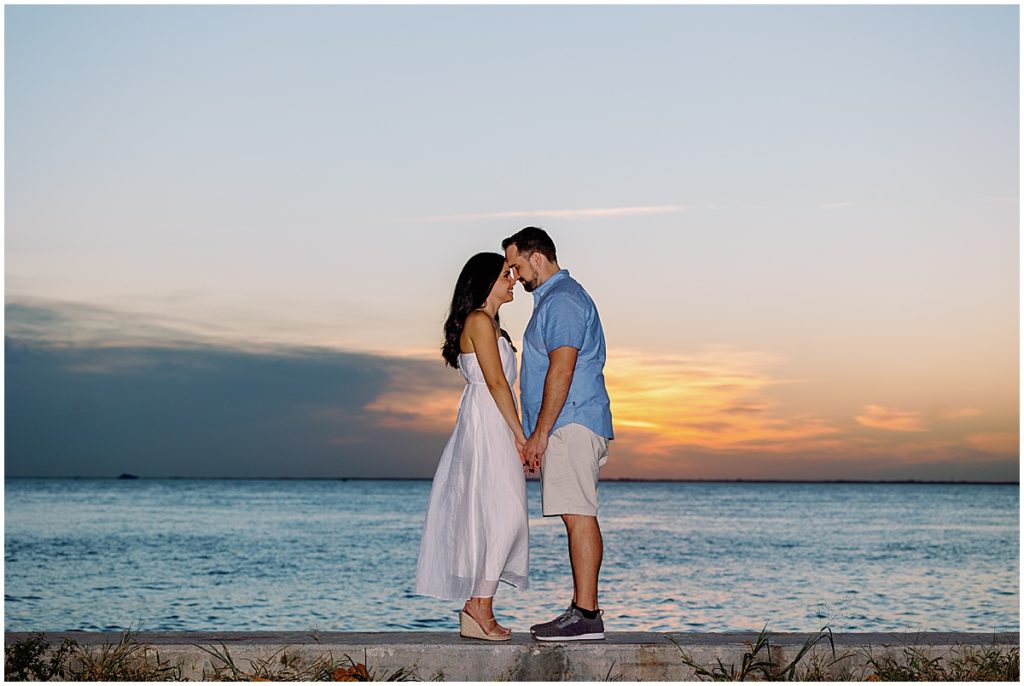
541,293,587,352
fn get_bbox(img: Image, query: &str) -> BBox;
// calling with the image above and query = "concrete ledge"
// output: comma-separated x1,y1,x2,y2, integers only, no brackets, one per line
5,631,1020,681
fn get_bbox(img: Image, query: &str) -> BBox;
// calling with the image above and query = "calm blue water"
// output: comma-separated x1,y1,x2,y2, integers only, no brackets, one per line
4,479,1019,633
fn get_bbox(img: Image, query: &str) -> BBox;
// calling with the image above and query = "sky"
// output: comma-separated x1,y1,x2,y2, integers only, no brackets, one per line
4,4,1019,480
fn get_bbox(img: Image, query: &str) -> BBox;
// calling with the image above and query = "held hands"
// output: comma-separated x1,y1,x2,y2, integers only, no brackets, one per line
515,433,528,473
522,431,548,474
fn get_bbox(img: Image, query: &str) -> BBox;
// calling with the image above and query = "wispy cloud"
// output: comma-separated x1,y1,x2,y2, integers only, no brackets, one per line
941,407,983,419
965,432,1019,454
855,404,926,432
415,205,686,223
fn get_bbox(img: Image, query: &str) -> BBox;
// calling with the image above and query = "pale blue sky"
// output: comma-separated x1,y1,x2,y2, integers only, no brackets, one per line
5,5,1019,478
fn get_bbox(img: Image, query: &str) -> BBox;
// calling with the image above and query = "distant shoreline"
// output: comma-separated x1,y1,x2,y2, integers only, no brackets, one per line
4,476,1019,485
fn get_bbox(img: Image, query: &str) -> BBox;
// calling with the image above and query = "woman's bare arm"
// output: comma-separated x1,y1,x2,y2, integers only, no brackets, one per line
464,312,527,451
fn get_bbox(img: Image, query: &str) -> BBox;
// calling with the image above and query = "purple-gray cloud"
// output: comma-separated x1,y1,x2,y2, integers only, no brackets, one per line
5,301,462,478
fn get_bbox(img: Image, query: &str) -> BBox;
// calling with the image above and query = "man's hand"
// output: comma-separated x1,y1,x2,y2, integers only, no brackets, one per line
524,346,576,474
522,431,549,474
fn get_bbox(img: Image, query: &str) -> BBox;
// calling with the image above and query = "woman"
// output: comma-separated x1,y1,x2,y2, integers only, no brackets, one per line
414,252,529,641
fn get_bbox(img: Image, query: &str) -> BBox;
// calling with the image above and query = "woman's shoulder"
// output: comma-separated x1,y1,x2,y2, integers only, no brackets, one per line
464,311,501,342
465,310,496,330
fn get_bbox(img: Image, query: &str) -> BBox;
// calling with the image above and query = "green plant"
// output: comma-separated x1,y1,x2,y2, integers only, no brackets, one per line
5,628,184,682
4,633,75,681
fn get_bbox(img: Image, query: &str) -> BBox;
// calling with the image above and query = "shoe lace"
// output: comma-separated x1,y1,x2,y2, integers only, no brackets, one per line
556,607,587,628
534,604,576,631
544,604,571,623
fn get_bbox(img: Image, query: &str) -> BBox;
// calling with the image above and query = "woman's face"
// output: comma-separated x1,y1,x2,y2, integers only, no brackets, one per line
489,262,516,306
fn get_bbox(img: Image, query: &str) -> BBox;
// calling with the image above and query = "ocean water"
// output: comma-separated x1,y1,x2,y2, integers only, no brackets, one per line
3,478,1019,633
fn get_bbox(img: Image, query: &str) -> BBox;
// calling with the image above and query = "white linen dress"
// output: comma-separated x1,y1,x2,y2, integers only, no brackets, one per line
414,336,529,599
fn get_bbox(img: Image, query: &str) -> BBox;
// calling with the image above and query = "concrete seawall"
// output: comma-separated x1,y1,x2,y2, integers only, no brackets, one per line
4,631,1019,681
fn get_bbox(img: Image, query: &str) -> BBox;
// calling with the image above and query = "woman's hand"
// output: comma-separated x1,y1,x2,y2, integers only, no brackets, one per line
515,433,529,472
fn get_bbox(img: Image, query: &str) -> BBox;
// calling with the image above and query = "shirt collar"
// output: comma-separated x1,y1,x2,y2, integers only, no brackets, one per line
533,269,569,298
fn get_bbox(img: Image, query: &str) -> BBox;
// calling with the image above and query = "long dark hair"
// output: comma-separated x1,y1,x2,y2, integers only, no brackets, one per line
442,252,513,369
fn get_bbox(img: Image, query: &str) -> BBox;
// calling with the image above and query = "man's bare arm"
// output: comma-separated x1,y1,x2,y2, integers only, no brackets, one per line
523,346,578,471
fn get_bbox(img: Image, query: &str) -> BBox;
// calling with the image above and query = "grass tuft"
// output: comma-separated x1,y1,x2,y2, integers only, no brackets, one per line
674,624,842,681
673,624,1019,682
863,643,1020,682
196,644,419,681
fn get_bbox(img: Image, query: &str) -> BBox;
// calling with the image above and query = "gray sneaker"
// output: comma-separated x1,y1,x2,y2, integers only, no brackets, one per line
529,604,574,634
531,606,605,641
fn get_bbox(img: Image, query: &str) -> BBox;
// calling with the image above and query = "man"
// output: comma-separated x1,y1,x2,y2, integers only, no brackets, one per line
502,227,614,641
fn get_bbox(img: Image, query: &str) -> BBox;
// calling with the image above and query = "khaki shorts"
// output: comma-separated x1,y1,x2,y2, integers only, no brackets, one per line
541,423,609,517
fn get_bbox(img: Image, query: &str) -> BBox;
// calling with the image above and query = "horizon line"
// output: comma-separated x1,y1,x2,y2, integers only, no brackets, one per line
5,475,1019,486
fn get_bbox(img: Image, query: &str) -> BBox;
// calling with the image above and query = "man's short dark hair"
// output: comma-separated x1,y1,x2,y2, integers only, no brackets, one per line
501,226,557,263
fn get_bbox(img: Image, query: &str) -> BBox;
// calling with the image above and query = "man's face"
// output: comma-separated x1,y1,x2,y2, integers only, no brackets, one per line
504,245,541,292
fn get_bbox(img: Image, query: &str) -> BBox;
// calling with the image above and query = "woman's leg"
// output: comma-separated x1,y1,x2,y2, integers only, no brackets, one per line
463,592,511,636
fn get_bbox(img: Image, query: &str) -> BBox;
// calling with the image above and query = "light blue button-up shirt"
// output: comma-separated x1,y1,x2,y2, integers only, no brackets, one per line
520,269,614,440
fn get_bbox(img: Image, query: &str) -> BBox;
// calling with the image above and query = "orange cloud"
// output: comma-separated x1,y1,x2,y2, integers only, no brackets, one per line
364,363,462,433
855,404,927,432
356,346,1017,480
941,407,983,419
605,347,840,455
965,432,1019,455
360,345,845,456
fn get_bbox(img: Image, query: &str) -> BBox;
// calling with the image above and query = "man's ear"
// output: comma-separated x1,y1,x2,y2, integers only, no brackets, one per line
529,251,545,270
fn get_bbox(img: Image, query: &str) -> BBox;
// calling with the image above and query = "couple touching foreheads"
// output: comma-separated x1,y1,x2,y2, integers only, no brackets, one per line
414,227,614,642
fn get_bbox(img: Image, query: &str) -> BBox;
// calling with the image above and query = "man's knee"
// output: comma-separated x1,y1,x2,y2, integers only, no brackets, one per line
561,513,598,532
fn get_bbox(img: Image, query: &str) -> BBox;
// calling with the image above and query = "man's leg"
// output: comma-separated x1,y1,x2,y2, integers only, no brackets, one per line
562,513,603,610
532,424,608,640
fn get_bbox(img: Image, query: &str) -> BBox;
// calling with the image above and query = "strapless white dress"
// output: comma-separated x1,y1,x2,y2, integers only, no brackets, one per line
414,336,529,599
